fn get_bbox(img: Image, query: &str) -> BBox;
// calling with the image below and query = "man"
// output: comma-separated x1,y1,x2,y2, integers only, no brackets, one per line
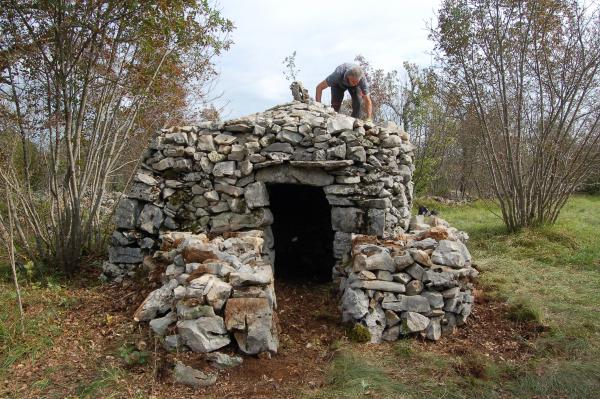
315,63,373,122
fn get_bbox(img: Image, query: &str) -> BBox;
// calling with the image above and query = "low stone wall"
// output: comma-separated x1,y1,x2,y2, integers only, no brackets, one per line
335,216,478,342
134,230,279,355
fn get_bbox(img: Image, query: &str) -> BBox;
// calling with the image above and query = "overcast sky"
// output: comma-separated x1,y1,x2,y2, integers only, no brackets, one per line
211,0,441,119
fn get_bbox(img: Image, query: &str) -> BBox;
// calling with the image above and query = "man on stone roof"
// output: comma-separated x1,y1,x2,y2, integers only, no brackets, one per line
315,63,373,122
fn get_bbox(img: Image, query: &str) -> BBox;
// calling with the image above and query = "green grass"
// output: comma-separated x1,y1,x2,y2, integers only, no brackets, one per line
311,195,600,398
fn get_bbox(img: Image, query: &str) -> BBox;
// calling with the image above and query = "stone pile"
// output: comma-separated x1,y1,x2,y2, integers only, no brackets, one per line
104,99,415,281
336,216,478,343
133,230,279,355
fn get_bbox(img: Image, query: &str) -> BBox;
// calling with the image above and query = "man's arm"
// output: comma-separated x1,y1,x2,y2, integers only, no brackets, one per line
363,93,373,120
315,80,329,103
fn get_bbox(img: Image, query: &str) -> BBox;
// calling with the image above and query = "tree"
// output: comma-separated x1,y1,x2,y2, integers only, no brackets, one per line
432,0,600,229
0,0,233,272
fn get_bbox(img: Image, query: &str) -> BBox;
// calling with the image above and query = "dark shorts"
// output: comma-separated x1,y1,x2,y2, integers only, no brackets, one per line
330,85,362,118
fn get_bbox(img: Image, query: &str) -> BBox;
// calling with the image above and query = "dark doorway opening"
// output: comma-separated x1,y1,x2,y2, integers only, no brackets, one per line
267,184,334,283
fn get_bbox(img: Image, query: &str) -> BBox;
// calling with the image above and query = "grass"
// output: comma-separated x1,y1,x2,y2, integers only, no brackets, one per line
309,194,600,398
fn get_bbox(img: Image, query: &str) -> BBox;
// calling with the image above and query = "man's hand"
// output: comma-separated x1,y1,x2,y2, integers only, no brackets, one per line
366,117,373,123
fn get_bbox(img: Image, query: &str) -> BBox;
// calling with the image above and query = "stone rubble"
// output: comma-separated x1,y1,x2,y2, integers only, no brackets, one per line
133,230,279,355
335,218,478,343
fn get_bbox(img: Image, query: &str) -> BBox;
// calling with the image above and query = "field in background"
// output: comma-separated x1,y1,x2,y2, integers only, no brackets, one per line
1,195,599,398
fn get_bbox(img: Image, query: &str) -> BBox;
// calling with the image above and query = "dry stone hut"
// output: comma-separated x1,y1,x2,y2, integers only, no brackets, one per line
104,98,477,355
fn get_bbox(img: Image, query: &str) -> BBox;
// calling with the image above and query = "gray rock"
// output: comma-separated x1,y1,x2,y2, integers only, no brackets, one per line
401,312,430,333
331,207,363,232
114,198,141,229
245,182,270,209
392,272,412,284
149,311,176,336
377,270,393,282
134,279,178,321
405,280,424,296
341,288,369,320
382,294,430,313
431,240,471,268
405,263,425,281
364,305,386,343
213,161,236,177
138,204,164,234
229,264,273,286
422,270,458,289
333,231,352,259
263,142,294,153
350,280,406,293
129,182,160,202
163,334,186,351
327,115,354,133
353,252,395,272
421,290,444,309
206,352,243,369
174,361,217,387
177,316,231,352
108,246,143,264
224,297,278,354
382,325,401,341
176,302,216,319
393,252,413,271
385,309,401,327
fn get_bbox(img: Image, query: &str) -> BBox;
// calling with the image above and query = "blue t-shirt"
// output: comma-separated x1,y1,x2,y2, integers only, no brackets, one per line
326,63,370,95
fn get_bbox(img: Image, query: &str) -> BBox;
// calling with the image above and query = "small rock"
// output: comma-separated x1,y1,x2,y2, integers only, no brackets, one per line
174,361,217,387
206,352,243,369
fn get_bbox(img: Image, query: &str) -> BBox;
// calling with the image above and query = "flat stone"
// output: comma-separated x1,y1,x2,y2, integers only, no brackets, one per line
382,294,431,313
177,316,231,352
425,317,442,340
174,361,217,387
108,246,143,264
113,198,141,229
392,272,412,284
213,161,236,177
206,352,243,369
245,182,270,208
393,252,413,271
350,280,406,293
263,142,294,153
402,312,430,333
149,311,176,336
331,207,363,233
431,240,471,269
327,115,354,133
289,160,354,169
176,301,216,319
405,263,425,281
137,204,164,234
382,325,401,341
229,264,273,286
134,279,178,321
353,252,395,272
341,288,369,321
405,280,424,295
421,290,444,309
224,297,278,354
256,164,334,186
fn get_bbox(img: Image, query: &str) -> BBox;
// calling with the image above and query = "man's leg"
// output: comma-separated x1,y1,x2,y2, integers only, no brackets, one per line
330,85,345,112
349,87,362,118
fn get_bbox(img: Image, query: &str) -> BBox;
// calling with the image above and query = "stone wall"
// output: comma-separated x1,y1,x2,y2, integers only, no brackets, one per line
335,217,478,342
104,100,415,281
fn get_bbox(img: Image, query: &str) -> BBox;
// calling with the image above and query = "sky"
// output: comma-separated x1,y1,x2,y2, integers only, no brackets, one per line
211,0,441,119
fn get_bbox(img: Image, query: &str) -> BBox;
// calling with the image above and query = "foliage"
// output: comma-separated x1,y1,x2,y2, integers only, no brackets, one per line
346,323,371,343
0,0,233,272
432,0,600,229
282,50,300,82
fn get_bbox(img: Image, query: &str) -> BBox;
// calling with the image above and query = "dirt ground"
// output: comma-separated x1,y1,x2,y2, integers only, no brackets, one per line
1,268,543,399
